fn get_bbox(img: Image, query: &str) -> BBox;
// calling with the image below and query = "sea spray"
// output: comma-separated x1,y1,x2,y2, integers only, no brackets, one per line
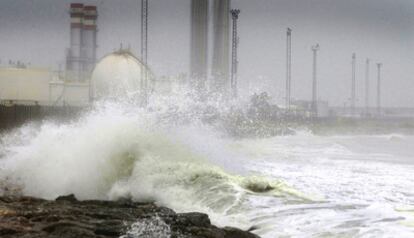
0,88,301,231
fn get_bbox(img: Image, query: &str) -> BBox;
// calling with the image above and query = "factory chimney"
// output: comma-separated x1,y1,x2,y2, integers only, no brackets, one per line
211,0,230,93
82,5,98,79
66,3,98,81
190,0,209,91
67,3,84,81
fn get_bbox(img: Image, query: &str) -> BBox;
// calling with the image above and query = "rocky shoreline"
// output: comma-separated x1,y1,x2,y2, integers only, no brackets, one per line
0,194,259,238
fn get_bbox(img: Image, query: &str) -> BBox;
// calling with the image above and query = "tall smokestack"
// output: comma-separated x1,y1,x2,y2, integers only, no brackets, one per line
190,0,209,91
211,0,230,92
67,3,84,81
82,5,98,80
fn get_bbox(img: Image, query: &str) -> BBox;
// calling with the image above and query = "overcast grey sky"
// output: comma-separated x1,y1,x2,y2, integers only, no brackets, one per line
0,0,413,107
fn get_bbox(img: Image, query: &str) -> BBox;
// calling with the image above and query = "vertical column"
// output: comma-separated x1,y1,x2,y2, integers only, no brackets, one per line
230,9,240,98
82,5,98,81
377,63,382,116
351,53,356,115
365,58,370,116
286,28,292,111
141,0,148,105
311,44,320,117
67,3,84,81
190,0,209,91
211,0,230,92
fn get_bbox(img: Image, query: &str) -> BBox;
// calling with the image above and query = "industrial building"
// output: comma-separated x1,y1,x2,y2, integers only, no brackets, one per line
0,3,98,107
190,0,231,93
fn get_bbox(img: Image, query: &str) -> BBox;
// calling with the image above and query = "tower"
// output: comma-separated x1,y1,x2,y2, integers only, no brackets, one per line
190,0,209,90
82,5,98,79
230,9,240,98
311,44,320,117
211,0,230,92
66,3,98,82
67,3,84,81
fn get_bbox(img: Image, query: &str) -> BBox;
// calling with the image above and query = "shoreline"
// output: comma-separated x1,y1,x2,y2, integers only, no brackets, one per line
0,194,259,238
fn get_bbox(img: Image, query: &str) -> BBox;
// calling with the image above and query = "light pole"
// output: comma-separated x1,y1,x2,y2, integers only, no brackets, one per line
286,28,292,111
311,44,320,117
351,53,356,116
141,0,148,106
365,58,370,116
377,63,382,116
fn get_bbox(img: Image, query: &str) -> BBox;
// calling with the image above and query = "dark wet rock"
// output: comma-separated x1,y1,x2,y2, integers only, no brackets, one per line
0,195,259,238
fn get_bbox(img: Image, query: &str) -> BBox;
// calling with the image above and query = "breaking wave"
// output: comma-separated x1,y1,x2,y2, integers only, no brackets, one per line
0,89,301,229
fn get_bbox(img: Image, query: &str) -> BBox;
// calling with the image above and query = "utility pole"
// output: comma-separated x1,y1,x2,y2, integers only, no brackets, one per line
377,63,382,116
230,9,240,98
141,0,148,105
286,28,292,112
365,58,370,116
351,53,356,116
311,44,320,118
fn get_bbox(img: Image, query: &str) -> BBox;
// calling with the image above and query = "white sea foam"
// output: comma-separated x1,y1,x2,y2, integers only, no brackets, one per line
1,87,414,237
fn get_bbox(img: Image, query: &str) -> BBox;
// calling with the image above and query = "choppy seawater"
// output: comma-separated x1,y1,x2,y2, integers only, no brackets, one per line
234,133,414,237
1,100,414,238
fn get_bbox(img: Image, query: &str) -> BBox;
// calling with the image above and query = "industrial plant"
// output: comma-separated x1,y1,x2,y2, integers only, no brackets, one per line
1,2,414,238
0,0,413,130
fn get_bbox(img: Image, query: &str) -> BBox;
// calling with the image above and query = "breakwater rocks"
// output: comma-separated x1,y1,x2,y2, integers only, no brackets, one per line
0,194,259,238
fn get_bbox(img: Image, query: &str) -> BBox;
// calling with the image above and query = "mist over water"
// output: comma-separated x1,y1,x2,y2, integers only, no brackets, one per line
1,87,414,237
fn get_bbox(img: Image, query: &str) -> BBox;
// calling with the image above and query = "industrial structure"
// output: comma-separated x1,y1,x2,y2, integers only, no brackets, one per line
230,9,240,98
365,58,370,116
91,50,154,99
211,0,231,91
351,53,356,115
377,63,382,116
190,0,231,94
66,3,98,82
190,0,209,90
311,44,320,117
0,3,98,108
140,0,149,104
286,28,292,111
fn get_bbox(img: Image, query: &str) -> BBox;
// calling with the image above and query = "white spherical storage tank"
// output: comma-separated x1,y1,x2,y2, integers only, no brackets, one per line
91,51,152,99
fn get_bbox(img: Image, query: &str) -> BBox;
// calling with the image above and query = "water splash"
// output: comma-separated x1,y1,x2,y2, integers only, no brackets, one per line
120,215,171,238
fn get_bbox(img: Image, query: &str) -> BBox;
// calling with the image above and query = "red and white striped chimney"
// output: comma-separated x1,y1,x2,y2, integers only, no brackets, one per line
67,3,84,81
82,5,98,77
